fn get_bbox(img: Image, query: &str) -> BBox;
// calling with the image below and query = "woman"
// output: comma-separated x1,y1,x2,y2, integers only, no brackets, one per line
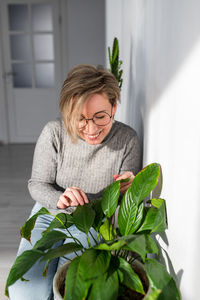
9,64,141,300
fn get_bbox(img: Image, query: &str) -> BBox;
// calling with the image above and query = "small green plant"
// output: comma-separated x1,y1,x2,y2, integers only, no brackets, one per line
5,163,181,300
108,37,123,89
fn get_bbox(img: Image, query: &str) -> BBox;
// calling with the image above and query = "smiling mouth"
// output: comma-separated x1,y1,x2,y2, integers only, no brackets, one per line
83,130,102,140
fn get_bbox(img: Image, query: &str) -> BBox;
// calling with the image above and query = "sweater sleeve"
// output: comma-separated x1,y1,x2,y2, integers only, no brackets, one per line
28,121,63,210
119,131,142,176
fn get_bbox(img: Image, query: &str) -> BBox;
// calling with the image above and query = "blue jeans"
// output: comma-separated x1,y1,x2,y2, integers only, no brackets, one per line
9,202,98,300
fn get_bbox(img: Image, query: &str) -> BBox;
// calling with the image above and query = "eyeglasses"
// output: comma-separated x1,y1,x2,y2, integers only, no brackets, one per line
78,111,113,129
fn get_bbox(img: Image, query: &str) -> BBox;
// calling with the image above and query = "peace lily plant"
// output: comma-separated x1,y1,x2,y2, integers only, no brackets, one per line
5,163,181,299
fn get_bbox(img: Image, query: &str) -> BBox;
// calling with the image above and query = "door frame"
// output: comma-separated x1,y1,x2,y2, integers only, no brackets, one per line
0,20,9,144
0,0,68,143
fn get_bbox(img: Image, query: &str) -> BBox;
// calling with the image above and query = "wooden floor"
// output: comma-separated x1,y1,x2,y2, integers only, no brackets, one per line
0,144,35,300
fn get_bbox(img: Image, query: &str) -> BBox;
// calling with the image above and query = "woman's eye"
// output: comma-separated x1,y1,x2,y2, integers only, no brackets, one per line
95,115,105,119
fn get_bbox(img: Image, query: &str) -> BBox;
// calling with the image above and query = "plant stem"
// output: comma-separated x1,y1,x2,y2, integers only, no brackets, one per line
117,249,123,258
124,250,129,260
96,231,101,242
128,255,141,264
50,213,84,255
66,228,83,246
63,256,73,261
115,249,121,257
113,213,115,227
89,230,98,245
50,213,65,228
121,250,126,259
63,236,84,255
87,235,91,248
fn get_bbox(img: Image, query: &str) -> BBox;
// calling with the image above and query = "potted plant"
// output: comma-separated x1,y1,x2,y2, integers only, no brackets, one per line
5,163,181,299
108,37,123,89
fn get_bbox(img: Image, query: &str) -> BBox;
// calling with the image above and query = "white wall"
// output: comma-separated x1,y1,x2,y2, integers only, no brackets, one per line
105,0,145,144
106,1,200,299
64,0,105,76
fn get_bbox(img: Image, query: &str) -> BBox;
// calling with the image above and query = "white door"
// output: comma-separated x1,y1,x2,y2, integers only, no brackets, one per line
0,0,62,142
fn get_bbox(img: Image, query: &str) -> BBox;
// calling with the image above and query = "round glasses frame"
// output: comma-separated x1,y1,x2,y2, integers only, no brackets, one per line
78,111,113,129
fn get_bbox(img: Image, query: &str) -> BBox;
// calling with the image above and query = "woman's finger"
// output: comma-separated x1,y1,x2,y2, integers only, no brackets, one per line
60,187,89,207
115,171,134,181
63,190,79,206
120,183,132,194
114,172,135,187
57,199,66,209
120,179,132,187
113,174,119,180
113,171,135,194
79,189,89,204
69,188,85,206
57,195,70,208
71,187,89,204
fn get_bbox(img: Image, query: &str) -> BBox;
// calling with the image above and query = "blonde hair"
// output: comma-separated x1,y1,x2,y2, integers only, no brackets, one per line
60,64,120,142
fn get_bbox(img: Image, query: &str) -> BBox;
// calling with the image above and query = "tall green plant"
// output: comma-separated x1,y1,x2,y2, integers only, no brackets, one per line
5,163,181,300
108,37,123,89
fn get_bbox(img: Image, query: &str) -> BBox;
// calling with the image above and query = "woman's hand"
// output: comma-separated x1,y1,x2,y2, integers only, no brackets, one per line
113,171,135,194
57,187,89,209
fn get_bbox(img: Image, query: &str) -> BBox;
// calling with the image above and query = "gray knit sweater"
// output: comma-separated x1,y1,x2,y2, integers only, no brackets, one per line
28,119,141,214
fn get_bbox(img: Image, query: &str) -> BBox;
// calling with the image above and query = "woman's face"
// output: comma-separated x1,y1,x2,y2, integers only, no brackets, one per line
78,93,117,145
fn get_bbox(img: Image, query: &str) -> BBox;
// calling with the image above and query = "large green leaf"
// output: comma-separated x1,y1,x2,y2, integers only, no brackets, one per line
64,256,91,300
129,202,145,234
144,259,181,300
73,204,95,234
108,47,112,66
34,230,68,250
99,218,116,241
152,165,163,199
91,199,103,231
101,180,120,218
94,240,126,251
118,189,138,236
79,249,111,280
20,207,50,242
43,213,74,234
41,243,83,262
112,37,119,63
117,257,145,295
118,163,161,236
124,234,158,262
137,199,167,233
131,163,161,201
88,271,119,300
145,289,161,300
5,249,44,297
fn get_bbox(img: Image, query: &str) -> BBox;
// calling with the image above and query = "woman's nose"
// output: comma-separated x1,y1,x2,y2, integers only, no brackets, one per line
85,119,98,132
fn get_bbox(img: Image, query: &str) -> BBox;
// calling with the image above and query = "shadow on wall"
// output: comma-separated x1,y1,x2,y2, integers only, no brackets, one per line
156,232,184,288
121,1,200,293
126,37,146,159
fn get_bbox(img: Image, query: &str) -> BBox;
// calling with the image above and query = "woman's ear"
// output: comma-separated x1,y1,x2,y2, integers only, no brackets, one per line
112,103,117,116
